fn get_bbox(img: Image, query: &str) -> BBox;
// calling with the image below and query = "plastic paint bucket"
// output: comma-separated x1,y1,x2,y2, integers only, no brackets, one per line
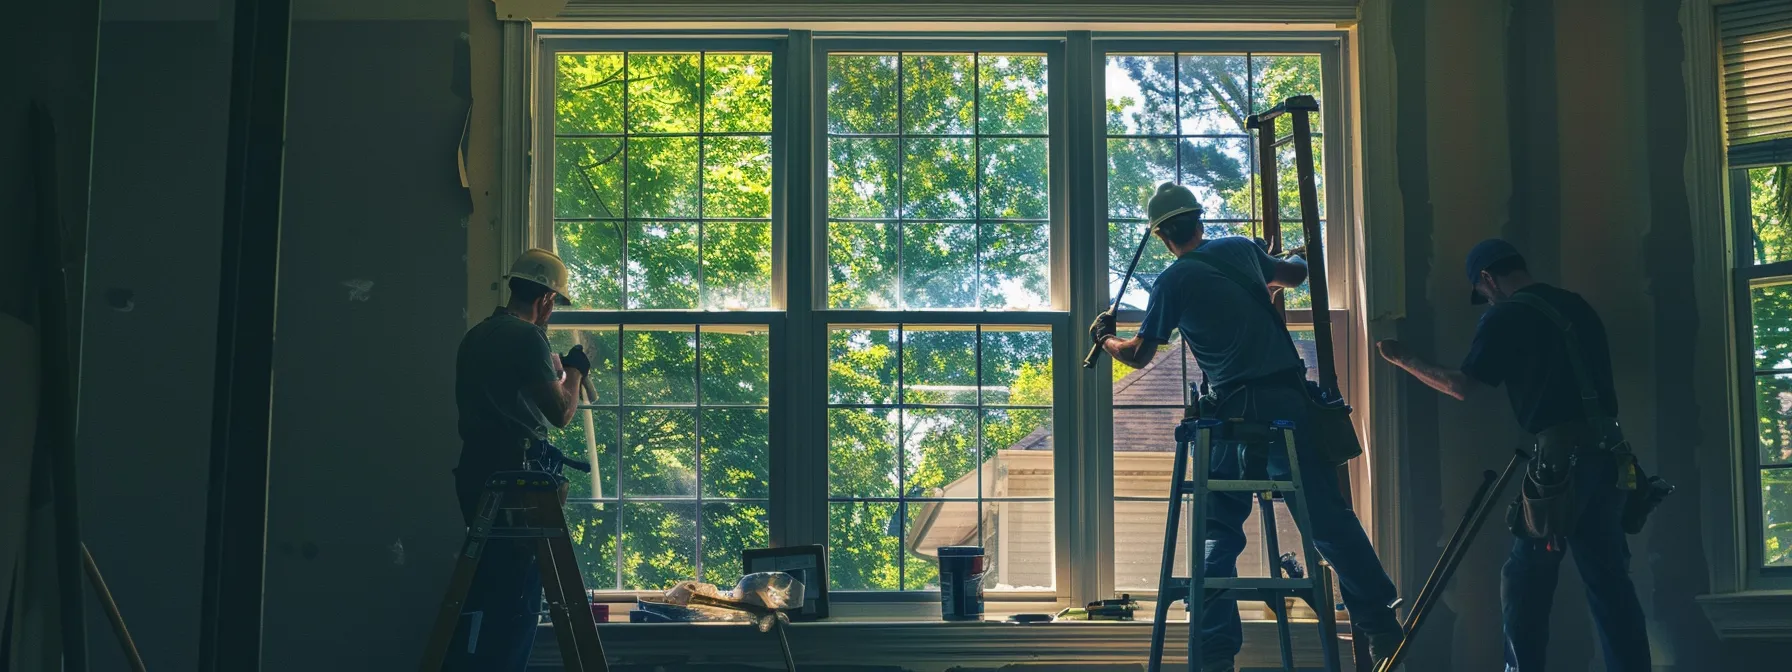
938,546,987,621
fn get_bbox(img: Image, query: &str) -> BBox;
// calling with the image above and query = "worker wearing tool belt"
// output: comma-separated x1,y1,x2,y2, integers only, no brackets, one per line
1377,239,1653,671
449,249,591,671
1094,183,1405,672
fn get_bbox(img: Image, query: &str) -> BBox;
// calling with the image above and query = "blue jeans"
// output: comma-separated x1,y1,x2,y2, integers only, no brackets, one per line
1501,451,1651,671
1196,386,1400,663
447,470,543,672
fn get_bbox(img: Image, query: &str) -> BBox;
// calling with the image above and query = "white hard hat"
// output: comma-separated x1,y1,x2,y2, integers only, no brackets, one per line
504,249,573,305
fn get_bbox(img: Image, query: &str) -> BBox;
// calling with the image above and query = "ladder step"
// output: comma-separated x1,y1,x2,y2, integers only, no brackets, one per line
1179,479,1297,493
1206,577,1314,591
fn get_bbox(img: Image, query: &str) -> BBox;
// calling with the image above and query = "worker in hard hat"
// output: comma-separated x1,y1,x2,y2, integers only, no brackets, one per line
1091,183,1404,671
446,249,588,671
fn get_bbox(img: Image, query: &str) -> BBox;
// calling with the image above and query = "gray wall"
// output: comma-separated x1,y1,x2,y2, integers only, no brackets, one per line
1381,0,1792,669
75,11,471,671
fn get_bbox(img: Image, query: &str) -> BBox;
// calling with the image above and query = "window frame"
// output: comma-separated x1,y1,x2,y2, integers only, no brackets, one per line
522,28,1361,608
1728,148,1792,580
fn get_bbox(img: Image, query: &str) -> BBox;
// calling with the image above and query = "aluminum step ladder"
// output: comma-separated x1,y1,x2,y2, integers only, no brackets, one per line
1146,417,1343,672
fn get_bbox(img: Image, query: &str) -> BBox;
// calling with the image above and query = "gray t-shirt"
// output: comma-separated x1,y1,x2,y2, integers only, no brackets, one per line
1137,236,1303,390
456,308,558,468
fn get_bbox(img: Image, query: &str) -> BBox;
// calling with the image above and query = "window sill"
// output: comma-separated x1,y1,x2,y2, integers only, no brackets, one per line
1696,590,1792,640
533,618,1353,669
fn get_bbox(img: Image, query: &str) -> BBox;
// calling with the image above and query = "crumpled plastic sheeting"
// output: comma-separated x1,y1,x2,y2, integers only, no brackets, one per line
640,572,806,623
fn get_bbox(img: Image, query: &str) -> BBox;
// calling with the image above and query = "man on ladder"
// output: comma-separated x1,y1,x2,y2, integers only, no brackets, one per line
1377,239,1653,671
447,249,591,671
1093,184,1406,671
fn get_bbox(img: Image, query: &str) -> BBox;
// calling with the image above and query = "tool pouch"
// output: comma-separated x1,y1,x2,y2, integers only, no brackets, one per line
1304,380,1364,466
1518,468,1577,540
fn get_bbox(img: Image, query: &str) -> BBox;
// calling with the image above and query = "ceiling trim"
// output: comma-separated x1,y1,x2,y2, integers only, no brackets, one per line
498,1,1358,23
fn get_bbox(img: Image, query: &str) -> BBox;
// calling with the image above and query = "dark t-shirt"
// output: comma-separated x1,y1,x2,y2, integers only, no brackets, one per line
1459,284,1619,434
1138,236,1303,390
456,308,559,475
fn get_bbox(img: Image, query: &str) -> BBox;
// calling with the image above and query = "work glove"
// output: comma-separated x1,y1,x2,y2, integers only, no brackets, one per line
1088,311,1118,346
561,344,592,376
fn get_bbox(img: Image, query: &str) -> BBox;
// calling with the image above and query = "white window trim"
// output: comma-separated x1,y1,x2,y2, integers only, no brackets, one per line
502,22,1367,615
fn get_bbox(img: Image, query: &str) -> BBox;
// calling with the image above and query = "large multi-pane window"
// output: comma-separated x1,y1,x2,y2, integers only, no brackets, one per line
1736,166,1792,568
532,34,1350,602
1101,50,1335,590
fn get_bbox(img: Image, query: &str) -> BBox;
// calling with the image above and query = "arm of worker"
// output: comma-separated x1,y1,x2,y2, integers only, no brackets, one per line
1255,244,1309,290
1376,310,1506,401
523,337,585,428
1101,333,1158,370
1098,274,1186,370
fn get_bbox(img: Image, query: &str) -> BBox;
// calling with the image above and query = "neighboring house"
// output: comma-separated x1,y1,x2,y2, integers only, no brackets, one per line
908,340,1320,598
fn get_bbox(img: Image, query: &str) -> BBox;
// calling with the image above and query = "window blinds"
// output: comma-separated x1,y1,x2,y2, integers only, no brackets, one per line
1723,0,1792,145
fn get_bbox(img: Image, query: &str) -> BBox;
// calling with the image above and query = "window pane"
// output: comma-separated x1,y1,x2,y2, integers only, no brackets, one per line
627,53,701,134
829,501,901,590
982,221,1050,310
1115,500,1191,590
551,408,619,500
830,327,899,404
627,137,700,219
624,409,697,496
903,500,973,589
556,221,624,310
703,53,772,133
703,136,772,218
985,500,1054,590
1178,54,1249,135
984,409,1052,493
566,502,619,591
700,328,769,405
1763,468,1792,566
701,221,771,310
1106,55,1177,135
1274,138,1325,220
829,408,900,498
556,53,625,134
981,138,1049,219
1108,138,1177,219
902,328,978,405
902,137,977,219
1757,374,1792,466
622,502,697,590
901,222,977,309
1179,137,1254,220
623,327,696,403
702,408,770,498
828,55,899,134
828,221,900,309
1251,54,1324,138
978,55,1048,135
980,328,1053,405
555,138,624,219
626,220,699,309
1753,282,1792,371
829,138,900,219
702,502,770,581
904,409,980,496
1750,167,1792,265
902,54,975,135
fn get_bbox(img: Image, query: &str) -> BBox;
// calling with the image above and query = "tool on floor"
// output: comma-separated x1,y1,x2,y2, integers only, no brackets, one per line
1147,418,1344,672
1083,219,1156,368
417,454,608,672
1374,448,1530,672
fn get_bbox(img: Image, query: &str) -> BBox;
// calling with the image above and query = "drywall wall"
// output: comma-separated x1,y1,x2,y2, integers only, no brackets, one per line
1377,0,1792,668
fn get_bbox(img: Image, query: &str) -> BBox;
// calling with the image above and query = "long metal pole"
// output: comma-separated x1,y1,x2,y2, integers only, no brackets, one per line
1082,222,1154,368
197,0,292,669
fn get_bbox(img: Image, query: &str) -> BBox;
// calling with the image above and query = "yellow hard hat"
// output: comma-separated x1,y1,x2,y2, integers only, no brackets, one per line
505,249,573,305
1146,182,1205,231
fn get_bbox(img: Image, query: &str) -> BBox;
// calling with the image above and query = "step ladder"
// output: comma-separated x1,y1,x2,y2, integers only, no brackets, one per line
418,470,609,672
1146,418,1343,672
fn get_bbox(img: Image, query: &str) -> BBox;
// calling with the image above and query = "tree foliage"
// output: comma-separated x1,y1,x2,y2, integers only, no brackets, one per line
1746,166,1792,566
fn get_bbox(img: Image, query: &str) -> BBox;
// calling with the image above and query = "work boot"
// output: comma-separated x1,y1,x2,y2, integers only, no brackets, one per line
1200,657,1235,672
1366,628,1405,670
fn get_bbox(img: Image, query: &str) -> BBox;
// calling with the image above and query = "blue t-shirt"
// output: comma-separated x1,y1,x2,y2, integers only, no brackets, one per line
1137,236,1303,389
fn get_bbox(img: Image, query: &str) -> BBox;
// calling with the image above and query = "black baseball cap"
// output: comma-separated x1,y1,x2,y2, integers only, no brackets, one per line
1465,238,1522,304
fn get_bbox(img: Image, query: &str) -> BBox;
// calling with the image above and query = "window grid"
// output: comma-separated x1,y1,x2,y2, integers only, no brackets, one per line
553,50,775,311
826,52,1052,310
562,325,771,589
1735,161,1792,569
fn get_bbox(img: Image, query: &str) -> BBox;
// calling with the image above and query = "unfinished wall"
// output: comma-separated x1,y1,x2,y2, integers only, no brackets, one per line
1380,0,1792,668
